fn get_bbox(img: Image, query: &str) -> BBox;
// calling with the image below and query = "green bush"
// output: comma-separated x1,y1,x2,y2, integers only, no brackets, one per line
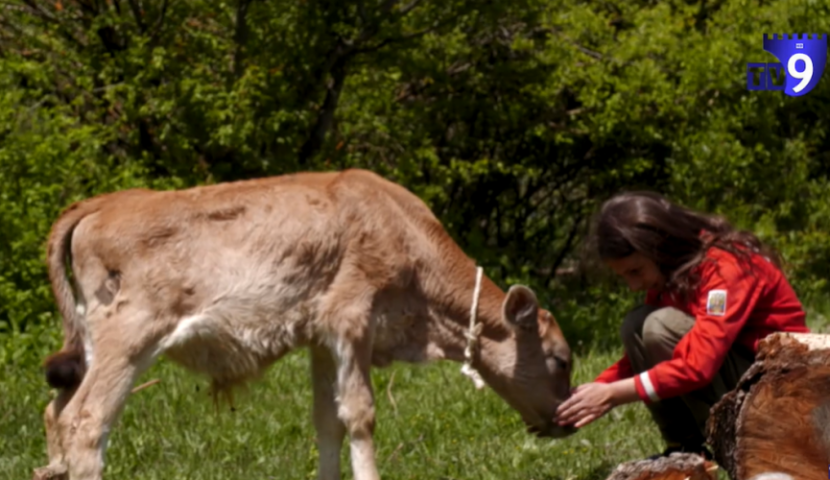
2,0,830,364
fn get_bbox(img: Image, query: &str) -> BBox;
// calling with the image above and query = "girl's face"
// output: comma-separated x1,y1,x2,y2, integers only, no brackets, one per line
604,252,666,292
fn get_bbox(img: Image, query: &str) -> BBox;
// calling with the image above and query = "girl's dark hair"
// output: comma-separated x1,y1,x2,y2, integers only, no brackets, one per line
586,191,781,299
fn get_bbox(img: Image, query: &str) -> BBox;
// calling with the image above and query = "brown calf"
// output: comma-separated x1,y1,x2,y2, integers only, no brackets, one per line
35,169,575,480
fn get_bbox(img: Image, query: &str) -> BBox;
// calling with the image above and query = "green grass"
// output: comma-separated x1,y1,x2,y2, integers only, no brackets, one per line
0,348,685,480
3,304,828,480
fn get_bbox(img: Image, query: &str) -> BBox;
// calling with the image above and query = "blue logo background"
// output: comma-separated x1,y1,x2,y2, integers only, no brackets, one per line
746,34,827,96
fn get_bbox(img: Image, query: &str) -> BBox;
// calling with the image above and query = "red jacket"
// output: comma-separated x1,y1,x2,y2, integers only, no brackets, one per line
594,246,809,403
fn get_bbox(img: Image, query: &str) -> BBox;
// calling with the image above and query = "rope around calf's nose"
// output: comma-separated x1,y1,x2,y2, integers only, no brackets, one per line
461,266,485,390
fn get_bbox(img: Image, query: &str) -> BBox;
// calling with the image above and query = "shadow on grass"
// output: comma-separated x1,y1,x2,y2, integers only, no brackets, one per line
517,460,616,480
582,460,616,480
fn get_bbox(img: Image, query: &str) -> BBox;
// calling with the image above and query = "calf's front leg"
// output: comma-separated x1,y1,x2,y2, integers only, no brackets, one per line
332,336,380,480
311,346,347,480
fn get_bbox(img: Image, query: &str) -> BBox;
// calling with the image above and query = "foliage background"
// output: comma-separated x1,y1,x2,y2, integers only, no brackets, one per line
1,0,830,477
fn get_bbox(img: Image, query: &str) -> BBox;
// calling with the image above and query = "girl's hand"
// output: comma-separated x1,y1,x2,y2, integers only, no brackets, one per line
555,382,617,428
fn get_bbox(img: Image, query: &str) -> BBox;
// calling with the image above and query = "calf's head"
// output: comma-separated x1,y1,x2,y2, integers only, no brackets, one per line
480,285,576,439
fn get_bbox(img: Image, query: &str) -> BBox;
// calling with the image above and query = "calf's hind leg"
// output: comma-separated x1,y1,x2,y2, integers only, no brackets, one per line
33,389,75,479
57,318,158,480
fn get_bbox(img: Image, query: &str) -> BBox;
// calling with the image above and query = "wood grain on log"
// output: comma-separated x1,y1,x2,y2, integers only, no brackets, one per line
707,332,830,480
605,452,718,480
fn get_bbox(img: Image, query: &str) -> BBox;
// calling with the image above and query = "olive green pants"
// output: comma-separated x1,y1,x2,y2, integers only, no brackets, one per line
621,305,756,447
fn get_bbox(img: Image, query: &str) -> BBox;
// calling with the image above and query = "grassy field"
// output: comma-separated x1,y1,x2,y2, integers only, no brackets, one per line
3,305,828,480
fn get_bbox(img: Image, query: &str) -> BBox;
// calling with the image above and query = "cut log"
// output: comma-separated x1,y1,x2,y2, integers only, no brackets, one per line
605,453,718,480
707,332,830,480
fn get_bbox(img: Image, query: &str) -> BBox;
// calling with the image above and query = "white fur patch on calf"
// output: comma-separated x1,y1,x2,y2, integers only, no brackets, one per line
747,474,794,480
157,306,310,388
159,314,215,350
77,300,94,369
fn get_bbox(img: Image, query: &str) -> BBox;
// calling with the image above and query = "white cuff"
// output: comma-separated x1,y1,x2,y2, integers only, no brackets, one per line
639,371,660,403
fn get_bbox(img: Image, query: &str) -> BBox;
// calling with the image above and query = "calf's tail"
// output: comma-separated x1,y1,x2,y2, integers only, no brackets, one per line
42,198,102,392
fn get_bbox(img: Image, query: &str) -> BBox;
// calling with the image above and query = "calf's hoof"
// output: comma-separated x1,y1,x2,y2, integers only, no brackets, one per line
32,463,68,480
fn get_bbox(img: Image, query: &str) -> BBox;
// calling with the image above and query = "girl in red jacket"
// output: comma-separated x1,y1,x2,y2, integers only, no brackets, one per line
555,191,809,459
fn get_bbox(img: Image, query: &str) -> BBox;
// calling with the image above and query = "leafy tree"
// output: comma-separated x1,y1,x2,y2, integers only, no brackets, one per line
2,0,830,358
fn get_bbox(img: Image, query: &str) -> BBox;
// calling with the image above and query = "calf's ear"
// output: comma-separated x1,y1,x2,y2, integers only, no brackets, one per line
502,285,539,332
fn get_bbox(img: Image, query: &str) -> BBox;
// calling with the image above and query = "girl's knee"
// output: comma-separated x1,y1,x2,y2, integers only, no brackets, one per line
620,304,658,343
642,308,691,359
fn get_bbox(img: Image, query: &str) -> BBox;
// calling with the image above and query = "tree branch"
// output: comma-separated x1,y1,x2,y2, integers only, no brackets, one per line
353,18,452,55
350,0,431,53
19,0,87,47
293,0,438,164
297,58,348,164
232,0,252,78
397,0,423,17
20,0,56,22
546,215,583,287
379,0,400,16
126,0,146,33
73,0,99,15
357,0,367,26
148,0,168,44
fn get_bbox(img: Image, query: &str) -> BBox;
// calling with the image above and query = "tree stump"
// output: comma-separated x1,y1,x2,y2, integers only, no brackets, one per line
707,332,830,480
605,453,718,480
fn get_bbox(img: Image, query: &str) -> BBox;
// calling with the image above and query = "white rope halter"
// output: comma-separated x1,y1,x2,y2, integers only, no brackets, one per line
461,266,486,389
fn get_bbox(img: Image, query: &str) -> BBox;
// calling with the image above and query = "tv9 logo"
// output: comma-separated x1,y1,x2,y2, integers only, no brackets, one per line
746,34,827,96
